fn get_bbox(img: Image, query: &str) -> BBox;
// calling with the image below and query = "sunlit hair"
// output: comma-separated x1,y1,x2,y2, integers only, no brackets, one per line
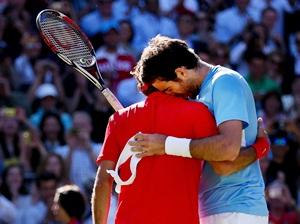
131,35,199,95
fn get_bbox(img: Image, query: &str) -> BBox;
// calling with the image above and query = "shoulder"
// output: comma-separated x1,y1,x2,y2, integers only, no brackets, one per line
212,67,244,85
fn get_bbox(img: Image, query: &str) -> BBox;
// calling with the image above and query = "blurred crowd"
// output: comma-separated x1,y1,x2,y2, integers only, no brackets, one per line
0,0,300,223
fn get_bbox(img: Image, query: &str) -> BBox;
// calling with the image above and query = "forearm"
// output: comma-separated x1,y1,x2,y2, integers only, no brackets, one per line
92,162,115,224
190,134,240,161
92,183,112,224
209,146,256,176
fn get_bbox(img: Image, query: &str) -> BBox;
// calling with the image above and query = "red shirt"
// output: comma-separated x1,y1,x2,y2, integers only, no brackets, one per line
97,92,218,224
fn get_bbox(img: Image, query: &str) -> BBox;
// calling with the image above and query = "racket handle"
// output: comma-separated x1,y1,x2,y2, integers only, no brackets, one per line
102,88,124,111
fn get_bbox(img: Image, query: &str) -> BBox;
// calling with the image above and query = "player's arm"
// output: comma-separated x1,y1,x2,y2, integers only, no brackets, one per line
209,118,269,175
129,118,242,161
92,160,115,224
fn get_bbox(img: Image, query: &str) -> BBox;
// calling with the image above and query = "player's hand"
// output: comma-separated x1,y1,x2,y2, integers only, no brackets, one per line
253,117,270,159
129,133,167,158
257,117,268,138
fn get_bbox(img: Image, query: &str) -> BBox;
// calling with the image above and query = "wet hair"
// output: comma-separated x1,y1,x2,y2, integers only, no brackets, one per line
56,185,86,220
131,35,199,95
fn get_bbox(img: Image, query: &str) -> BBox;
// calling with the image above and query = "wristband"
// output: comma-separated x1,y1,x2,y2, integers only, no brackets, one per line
252,137,270,159
165,136,192,158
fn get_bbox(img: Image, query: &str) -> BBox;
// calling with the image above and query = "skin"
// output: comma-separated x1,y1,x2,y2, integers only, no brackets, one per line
129,62,267,175
92,161,115,224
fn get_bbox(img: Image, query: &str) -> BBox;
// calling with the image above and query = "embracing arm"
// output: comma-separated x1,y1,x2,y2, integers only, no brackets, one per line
190,120,242,161
92,160,115,224
130,120,243,161
209,118,269,176
209,147,256,176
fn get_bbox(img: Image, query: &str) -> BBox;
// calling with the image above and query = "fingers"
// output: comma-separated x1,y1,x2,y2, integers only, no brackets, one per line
136,150,154,158
257,117,268,138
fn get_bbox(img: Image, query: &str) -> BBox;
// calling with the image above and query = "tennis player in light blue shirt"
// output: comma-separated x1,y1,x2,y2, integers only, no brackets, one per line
198,65,268,223
128,35,269,224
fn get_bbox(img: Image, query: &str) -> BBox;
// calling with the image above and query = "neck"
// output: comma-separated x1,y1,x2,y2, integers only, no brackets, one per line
198,60,213,84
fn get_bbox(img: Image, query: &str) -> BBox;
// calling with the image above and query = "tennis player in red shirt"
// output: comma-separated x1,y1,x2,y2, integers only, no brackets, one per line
92,91,218,224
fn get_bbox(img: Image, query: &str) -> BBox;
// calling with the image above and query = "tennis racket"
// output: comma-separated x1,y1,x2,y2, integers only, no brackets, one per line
36,9,124,111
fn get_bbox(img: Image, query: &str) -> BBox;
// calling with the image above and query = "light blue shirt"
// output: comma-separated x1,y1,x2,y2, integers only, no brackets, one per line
197,66,268,217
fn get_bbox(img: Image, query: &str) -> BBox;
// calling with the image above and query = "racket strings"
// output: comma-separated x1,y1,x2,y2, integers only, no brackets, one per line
39,13,93,67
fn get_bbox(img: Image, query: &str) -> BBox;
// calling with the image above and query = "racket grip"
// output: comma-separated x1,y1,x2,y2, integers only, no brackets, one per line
101,88,124,111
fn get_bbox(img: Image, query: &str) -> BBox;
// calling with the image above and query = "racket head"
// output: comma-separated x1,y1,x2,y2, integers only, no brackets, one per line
36,9,95,66
36,9,123,111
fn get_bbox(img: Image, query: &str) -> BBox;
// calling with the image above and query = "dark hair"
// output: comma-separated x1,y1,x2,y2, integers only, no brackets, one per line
37,152,67,183
0,164,28,201
261,6,277,18
131,35,199,94
261,90,283,112
119,19,134,43
56,185,86,220
36,172,58,189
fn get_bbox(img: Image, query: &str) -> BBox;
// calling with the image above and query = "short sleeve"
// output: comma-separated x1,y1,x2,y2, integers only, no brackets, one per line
96,114,121,165
212,75,249,128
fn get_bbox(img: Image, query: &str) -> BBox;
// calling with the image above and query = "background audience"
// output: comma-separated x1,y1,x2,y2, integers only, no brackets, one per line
1,0,300,223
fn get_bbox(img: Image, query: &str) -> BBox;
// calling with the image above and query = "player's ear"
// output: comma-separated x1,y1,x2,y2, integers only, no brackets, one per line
175,67,187,80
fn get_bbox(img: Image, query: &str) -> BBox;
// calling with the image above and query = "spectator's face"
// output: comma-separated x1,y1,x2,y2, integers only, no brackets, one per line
178,14,195,36
103,29,119,48
43,117,61,140
45,156,62,178
249,58,265,77
39,180,57,207
235,0,249,11
40,96,57,111
73,114,92,133
52,194,69,222
98,0,113,17
6,166,23,190
262,10,277,30
2,117,18,136
264,95,281,114
119,22,133,43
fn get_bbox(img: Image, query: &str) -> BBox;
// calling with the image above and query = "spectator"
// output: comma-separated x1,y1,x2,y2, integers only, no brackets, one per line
51,184,86,224
38,153,69,186
90,89,114,143
39,111,65,153
266,129,299,200
0,192,17,224
259,91,286,133
29,83,72,131
116,77,145,107
266,172,298,224
266,51,286,89
209,42,231,67
194,11,215,46
0,164,28,204
213,0,257,44
36,172,59,224
175,11,197,47
118,20,137,58
14,33,42,92
131,0,178,54
79,0,120,39
65,72,94,113
96,25,136,91
55,111,101,189
246,52,280,103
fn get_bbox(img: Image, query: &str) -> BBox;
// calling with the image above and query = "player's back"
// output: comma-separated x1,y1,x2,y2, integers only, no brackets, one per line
101,92,217,224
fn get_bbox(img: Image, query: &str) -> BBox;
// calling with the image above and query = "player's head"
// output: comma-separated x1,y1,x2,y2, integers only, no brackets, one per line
131,35,201,98
52,185,86,222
